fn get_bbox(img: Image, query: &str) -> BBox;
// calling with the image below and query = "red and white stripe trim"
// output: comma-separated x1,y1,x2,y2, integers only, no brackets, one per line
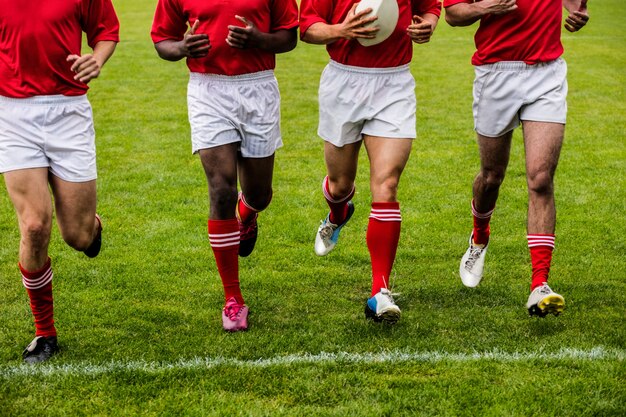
527,234,555,249
22,268,53,290
369,208,402,222
471,200,495,219
208,231,240,249
322,176,354,204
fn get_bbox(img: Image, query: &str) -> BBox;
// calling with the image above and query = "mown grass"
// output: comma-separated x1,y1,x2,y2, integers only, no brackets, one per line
0,0,624,415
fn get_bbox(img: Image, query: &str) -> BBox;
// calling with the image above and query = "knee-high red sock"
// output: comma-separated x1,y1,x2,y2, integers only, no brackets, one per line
367,202,401,296
20,258,56,337
528,234,555,291
472,199,494,245
323,176,354,225
208,219,243,304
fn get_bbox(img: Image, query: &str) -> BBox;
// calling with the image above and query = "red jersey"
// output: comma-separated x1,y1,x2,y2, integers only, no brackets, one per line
151,0,299,76
0,0,120,98
443,0,563,65
299,0,442,68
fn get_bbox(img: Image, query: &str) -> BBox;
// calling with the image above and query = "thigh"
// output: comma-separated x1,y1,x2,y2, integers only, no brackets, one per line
364,136,412,201
198,143,239,218
324,141,361,185
522,121,564,177
477,131,514,174
238,154,275,199
4,168,53,230
49,174,97,234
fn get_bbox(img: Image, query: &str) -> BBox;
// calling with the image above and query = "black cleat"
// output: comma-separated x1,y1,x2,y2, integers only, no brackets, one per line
83,214,102,258
238,213,258,257
22,336,59,364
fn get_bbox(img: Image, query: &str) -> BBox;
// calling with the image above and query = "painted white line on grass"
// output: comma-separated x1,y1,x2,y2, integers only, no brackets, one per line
1,346,624,379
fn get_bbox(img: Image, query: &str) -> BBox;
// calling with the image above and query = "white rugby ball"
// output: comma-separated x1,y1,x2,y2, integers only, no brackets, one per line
354,0,399,47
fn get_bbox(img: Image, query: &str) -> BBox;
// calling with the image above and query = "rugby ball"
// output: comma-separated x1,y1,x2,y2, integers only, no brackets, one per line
355,0,399,47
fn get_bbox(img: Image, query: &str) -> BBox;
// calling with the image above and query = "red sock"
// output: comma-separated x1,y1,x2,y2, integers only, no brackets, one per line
208,219,243,304
528,234,555,291
367,202,401,296
472,199,494,245
237,192,260,224
20,258,56,337
323,176,354,225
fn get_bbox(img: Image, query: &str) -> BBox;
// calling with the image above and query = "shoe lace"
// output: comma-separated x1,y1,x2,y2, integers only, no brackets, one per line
239,217,257,240
318,221,336,241
225,303,244,321
464,245,484,269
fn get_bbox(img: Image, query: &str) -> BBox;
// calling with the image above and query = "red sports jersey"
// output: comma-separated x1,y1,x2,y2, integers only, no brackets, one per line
299,0,442,68
151,0,299,76
0,0,120,98
443,0,563,65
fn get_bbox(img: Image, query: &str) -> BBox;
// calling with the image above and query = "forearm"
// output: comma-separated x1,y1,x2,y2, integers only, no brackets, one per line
154,39,186,61
301,22,344,45
421,12,440,31
257,28,298,53
562,0,580,13
92,41,117,67
445,3,487,27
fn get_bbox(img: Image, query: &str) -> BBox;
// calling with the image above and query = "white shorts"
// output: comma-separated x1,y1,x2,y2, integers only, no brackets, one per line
0,95,97,182
473,58,568,137
318,60,417,147
187,71,282,158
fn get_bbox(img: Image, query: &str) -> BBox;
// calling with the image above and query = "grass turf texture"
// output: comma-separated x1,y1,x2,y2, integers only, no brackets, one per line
1,0,625,415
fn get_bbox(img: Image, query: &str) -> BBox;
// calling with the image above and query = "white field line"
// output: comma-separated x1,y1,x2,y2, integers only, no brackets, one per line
1,346,624,379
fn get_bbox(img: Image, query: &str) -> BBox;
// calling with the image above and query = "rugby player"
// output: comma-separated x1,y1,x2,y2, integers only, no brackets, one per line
151,0,298,331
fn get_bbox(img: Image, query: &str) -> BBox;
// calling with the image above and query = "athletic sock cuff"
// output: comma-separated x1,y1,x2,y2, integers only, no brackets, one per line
471,199,495,219
208,219,240,251
527,234,555,249
322,176,354,204
370,202,401,222
20,258,53,290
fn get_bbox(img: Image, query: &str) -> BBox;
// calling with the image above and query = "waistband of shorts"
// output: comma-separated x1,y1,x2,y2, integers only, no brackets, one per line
476,58,563,72
328,60,410,75
0,94,88,105
189,70,276,85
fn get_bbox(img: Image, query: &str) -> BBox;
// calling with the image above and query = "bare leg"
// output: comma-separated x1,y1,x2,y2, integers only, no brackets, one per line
49,174,98,251
324,141,361,199
522,121,564,234
238,154,275,211
472,131,514,212
363,136,412,201
3,168,53,271
198,143,239,219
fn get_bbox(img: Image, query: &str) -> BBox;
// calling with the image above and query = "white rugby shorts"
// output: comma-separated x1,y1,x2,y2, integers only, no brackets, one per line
318,60,417,147
0,94,97,182
473,58,568,137
187,71,282,158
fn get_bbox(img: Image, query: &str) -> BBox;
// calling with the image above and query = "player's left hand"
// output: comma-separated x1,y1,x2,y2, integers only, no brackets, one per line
565,0,589,32
407,15,434,44
227,16,263,49
67,54,102,84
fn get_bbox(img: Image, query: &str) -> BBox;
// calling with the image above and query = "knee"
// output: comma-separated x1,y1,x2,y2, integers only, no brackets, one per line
61,227,93,251
527,169,555,196
22,219,51,249
243,187,273,211
327,177,355,200
210,186,238,215
372,176,400,202
479,169,506,192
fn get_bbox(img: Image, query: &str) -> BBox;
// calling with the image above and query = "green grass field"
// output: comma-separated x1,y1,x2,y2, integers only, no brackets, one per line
1,1,625,415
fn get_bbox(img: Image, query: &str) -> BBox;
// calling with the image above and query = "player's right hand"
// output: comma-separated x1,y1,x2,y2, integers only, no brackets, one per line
479,0,518,16
181,20,210,58
337,3,379,40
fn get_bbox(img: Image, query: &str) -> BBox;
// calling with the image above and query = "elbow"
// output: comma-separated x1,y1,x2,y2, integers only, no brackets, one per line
445,14,461,27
